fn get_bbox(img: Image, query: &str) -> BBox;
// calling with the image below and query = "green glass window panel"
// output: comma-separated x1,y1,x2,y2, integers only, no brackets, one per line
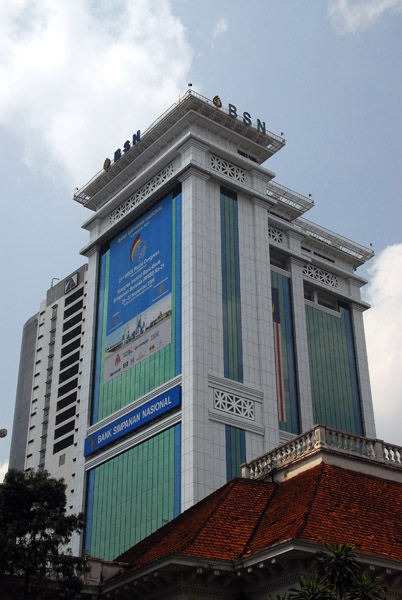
306,304,362,434
271,272,299,434
86,425,181,560
225,425,246,481
221,188,243,382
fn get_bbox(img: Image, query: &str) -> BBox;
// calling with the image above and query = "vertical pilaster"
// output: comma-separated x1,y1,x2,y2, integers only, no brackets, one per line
179,168,212,510
288,256,314,431
252,198,279,451
350,303,376,437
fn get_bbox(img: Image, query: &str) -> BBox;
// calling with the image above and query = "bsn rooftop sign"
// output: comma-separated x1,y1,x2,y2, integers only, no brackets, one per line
102,97,269,171
227,103,267,135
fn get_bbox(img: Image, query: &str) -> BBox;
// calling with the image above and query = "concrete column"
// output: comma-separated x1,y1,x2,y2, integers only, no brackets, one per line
288,256,314,432
350,303,376,438
252,198,279,451
179,168,214,510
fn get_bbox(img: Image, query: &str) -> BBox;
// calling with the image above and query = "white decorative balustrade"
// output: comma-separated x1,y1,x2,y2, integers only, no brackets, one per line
210,154,245,183
214,389,255,420
242,425,402,479
302,264,339,288
109,163,174,225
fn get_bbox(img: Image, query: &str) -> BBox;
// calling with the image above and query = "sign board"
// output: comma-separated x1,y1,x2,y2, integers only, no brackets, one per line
103,194,173,383
64,273,78,294
84,385,181,456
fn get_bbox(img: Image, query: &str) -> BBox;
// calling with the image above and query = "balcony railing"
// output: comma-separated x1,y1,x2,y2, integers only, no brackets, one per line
293,217,374,262
242,425,402,479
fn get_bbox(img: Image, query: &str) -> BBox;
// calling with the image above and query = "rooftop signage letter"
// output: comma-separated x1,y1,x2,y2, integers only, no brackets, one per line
103,129,141,171
228,103,266,135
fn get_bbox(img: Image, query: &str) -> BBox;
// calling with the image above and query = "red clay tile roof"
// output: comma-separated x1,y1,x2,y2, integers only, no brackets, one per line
116,464,402,569
116,477,276,565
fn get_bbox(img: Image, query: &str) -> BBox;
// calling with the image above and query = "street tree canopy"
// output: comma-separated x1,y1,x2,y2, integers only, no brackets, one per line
0,469,86,600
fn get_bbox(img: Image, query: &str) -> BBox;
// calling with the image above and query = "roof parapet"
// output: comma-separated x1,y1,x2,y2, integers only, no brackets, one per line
267,181,314,215
242,424,402,481
73,89,285,207
293,217,374,263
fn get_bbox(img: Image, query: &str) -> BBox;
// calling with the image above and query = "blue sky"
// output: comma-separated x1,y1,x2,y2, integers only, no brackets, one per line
0,0,401,475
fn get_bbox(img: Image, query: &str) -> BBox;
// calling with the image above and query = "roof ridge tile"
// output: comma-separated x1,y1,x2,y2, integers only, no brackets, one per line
293,462,325,540
239,479,280,558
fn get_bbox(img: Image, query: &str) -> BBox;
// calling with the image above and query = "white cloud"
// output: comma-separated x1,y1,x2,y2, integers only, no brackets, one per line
364,244,402,445
0,0,192,186
328,0,402,33
211,17,228,46
0,461,8,484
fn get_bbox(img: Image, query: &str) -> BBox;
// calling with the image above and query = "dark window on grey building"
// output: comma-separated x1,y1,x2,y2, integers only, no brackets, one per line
53,435,74,454
54,420,75,440
64,286,84,307
63,313,82,332
58,364,79,384
55,406,76,425
57,378,78,397
60,338,81,357
64,299,83,319
57,392,77,411
62,325,81,345
60,352,80,371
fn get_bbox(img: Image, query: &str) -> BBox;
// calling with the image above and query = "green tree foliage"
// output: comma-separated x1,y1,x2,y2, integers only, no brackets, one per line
289,575,334,600
0,469,86,600
316,542,362,598
287,543,387,600
350,572,388,600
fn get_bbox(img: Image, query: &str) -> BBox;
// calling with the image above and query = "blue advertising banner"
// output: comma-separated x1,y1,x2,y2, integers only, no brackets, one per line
84,385,181,456
104,194,173,383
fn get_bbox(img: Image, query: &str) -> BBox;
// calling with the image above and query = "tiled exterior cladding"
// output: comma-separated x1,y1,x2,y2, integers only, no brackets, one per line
68,91,375,559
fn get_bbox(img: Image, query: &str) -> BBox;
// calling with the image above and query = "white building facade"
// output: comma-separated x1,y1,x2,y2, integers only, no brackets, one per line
11,91,375,560
69,91,375,559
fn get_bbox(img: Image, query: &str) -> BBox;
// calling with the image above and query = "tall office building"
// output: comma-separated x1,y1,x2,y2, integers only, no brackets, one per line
11,91,376,559
9,266,88,511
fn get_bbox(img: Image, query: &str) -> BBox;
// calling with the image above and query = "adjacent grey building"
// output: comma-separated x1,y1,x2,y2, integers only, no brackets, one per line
10,265,88,512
